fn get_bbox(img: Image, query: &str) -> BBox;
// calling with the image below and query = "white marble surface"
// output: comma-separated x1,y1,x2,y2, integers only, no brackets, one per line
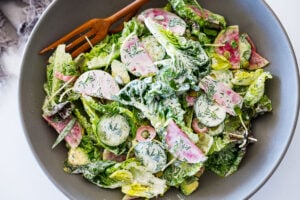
0,0,299,199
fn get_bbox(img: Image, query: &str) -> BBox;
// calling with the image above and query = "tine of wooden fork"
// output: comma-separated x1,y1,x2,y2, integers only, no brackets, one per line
65,30,95,52
71,35,104,58
39,19,97,54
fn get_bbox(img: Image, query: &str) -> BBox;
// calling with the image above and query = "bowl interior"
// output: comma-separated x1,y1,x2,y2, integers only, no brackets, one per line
19,0,299,199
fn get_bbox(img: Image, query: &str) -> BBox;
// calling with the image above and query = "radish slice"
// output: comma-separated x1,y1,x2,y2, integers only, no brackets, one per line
102,149,126,162
73,70,120,100
188,6,226,29
54,71,76,82
248,51,270,70
186,95,197,107
192,118,208,134
166,120,207,163
136,125,156,142
121,33,158,77
200,76,243,115
214,26,240,69
244,34,269,70
138,8,186,35
43,115,83,148
244,33,257,52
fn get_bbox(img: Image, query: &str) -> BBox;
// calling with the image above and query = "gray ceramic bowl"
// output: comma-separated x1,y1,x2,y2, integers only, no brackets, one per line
19,0,299,199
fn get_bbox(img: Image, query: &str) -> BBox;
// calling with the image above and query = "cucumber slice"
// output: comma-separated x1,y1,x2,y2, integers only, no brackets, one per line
141,35,166,62
194,94,226,127
97,115,130,147
208,122,225,136
134,141,167,173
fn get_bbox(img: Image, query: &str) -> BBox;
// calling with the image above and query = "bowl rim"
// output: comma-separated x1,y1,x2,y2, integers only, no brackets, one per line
18,0,300,199
243,0,299,198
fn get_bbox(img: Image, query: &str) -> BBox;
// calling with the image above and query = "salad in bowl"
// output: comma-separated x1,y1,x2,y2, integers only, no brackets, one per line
41,0,272,199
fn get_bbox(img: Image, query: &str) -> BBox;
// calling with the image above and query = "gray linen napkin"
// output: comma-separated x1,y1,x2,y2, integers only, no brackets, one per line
0,0,53,85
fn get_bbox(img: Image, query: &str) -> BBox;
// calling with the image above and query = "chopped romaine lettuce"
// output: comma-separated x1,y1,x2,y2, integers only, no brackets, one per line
42,44,78,115
168,0,226,29
231,69,263,86
84,34,122,70
210,53,232,70
205,141,245,177
115,77,185,128
254,95,272,116
145,18,210,92
244,71,272,106
71,160,121,188
121,165,167,198
162,161,202,186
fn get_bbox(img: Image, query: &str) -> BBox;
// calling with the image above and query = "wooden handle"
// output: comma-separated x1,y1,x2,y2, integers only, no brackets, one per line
107,0,149,23
109,10,139,34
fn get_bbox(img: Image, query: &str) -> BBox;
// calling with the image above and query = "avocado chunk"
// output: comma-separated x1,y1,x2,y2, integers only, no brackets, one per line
111,60,130,85
180,177,199,196
67,147,90,166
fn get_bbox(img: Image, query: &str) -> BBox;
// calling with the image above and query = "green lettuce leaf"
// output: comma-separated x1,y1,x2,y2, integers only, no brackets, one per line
162,161,202,187
80,96,127,155
231,69,263,86
244,71,272,106
42,44,77,115
119,17,147,43
121,165,167,198
85,34,121,69
115,77,185,129
205,140,245,177
210,53,232,70
168,0,226,29
85,158,168,199
145,18,210,92
254,95,272,117
71,160,121,188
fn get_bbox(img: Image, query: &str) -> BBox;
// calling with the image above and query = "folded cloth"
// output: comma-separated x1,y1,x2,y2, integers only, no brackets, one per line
0,63,8,87
0,12,18,54
0,0,53,83
20,0,53,36
0,0,53,48
0,1,28,34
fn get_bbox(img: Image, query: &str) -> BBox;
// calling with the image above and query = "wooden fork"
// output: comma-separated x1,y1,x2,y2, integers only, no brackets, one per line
39,0,149,57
